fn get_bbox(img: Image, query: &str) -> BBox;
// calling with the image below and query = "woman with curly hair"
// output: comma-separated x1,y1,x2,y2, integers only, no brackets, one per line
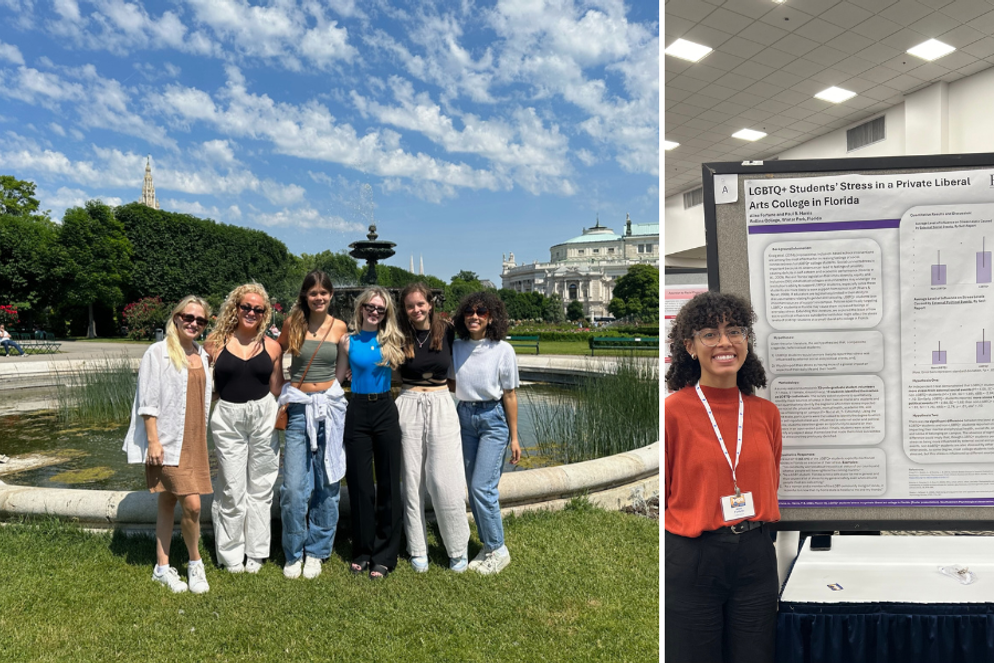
451,291,520,575
276,271,350,580
396,283,470,573
204,283,283,574
339,286,406,579
664,291,782,663
123,295,213,594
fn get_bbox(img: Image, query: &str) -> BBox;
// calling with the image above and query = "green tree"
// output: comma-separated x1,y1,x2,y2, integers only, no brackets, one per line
566,300,585,322
0,175,49,218
301,250,361,286
444,272,483,312
609,264,659,322
0,214,65,310
59,201,133,337
543,293,567,323
452,270,480,282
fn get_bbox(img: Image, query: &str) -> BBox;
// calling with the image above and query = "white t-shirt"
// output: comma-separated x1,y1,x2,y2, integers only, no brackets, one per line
451,338,520,402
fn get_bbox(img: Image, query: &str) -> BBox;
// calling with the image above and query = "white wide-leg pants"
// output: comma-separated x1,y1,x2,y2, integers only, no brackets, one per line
210,394,280,567
398,389,470,560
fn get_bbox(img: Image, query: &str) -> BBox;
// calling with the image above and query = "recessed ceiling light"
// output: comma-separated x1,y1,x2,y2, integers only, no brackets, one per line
732,129,767,141
772,0,786,3
907,39,955,61
664,38,713,63
814,86,857,103
664,141,680,151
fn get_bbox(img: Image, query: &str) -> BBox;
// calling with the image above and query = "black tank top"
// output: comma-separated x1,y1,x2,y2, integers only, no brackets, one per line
214,345,273,403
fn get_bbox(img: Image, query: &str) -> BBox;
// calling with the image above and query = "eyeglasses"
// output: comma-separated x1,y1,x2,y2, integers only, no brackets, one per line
238,304,266,315
694,327,748,347
464,307,489,318
363,304,387,315
176,313,209,328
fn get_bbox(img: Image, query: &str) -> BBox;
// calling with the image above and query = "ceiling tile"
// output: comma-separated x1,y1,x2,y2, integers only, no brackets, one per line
939,23,988,47
775,128,805,140
856,42,904,62
790,79,828,95
759,4,817,30
774,34,821,57
744,80,786,99
729,91,770,106
781,57,824,79
773,88,810,105
738,21,791,45
907,11,960,36
794,18,848,44
714,73,759,90
859,64,903,83
939,71,966,82
880,0,935,27
836,76,878,93
755,98,793,113
909,61,953,79
834,56,877,76
849,15,904,40
668,76,711,94
805,45,850,66
701,7,756,35
764,70,806,88
721,0,781,20
860,84,903,101
809,67,851,85
666,58,692,76
820,2,875,29
954,61,991,77
712,100,749,115
666,0,717,23
695,84,741,101
788,119,823,132
684,24,736,49
681,64,731,83
786,0,844,16
697,109,734,124
732,60,777,80
916,0,955,9
880,28,934,51
700,51,747,72
856,0,902,11
826,31,877,56
961,36,994,60
751,47,798,69
779,106,818,121
796,98,828,112
966,10,994,35
938,0,991,21
739,108,775,122
720,36,767,59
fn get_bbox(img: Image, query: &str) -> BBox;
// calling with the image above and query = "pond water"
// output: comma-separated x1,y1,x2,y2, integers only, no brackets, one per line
0,383,570,491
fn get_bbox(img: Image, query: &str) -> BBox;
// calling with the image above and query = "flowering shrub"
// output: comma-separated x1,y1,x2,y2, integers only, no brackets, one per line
0,305,19,327
122,297,169,341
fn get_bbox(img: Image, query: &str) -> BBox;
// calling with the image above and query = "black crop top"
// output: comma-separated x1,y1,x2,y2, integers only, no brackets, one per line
399,325,454,386
214,345,273,403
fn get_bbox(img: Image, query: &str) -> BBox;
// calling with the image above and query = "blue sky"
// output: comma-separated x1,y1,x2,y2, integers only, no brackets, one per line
0,0,658,284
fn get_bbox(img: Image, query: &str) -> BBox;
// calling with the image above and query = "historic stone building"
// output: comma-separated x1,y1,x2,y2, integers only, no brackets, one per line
139,156,160,209
500,214,659,319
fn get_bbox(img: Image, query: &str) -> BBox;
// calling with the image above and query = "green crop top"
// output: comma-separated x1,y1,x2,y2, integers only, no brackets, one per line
288,337,339,383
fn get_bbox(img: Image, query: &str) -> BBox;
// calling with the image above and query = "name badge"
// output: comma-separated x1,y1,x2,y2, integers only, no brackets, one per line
720,491,756,522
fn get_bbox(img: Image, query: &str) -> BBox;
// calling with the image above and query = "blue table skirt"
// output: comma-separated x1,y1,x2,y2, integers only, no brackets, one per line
777,602,994,663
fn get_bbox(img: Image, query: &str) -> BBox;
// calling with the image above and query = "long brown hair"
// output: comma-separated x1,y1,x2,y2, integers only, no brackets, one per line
283,270,335,356
398,283,447,358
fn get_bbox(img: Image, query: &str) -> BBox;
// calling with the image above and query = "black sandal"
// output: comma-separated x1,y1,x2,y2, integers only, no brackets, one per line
350,560,369,575
369,564,390,580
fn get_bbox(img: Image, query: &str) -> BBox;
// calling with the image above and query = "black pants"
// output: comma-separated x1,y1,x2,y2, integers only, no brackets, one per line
344,395,403,570
665,527,779,663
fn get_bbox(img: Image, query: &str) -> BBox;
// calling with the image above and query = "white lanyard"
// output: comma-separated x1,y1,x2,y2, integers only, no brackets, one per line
695,384,744,496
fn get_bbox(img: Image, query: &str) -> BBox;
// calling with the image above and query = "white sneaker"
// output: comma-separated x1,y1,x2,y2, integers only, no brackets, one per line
411,556,429,573
188,563,210,594
303,555,323,579
475,549,511,576
245,558,263,574
152,566,188,593
226,563,245,574
467,549,489,571
449,556,468,573
284,560,302,579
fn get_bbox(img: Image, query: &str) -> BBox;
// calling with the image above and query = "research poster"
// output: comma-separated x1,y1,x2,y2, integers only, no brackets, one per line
664,285,707,366
745,168,994,506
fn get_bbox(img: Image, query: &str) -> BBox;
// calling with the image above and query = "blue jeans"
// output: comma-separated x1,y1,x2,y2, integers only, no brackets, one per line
1,339,24,356
457,400,509,551
280,403,340,564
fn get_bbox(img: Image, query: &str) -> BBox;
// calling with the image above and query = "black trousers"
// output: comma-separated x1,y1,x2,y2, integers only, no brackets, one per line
344,395,403,570
665,527,779,663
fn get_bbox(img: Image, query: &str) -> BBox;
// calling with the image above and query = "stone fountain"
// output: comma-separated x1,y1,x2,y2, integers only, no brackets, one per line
348,224,396,286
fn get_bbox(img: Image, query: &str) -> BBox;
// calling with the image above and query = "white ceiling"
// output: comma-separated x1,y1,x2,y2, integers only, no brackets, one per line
664,0,994,196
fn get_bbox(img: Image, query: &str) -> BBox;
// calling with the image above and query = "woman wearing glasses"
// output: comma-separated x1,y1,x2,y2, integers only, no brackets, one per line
396,283,470,573
276,270,349,580
204,283,283,574
339,286,405,579
664,291,782,663
451,291,520,575
123,296,214,594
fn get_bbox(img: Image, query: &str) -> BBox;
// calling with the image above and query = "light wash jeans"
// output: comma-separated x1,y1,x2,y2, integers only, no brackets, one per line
457,400,509,552
280,403,341,564
1,339,24,356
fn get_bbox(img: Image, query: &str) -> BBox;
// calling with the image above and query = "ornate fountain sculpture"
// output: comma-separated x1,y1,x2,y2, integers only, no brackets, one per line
348,223,396,285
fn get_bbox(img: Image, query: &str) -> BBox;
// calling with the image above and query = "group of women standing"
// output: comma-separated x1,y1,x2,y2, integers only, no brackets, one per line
123,271,521,593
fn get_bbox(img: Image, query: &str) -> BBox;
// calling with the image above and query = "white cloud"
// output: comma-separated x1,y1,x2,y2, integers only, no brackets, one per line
0,41,25,65
260,180,306,206
253,207,363,231
575,148,595,166
49,122,66,137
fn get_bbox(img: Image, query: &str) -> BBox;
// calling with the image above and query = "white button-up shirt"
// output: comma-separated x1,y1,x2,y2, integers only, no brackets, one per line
123,340,212,466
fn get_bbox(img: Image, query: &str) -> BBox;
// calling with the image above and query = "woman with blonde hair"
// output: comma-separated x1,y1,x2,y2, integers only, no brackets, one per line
396,283,469,573
338,286,405,579
123,295,213,594
276,271,349,580
204,283,284,574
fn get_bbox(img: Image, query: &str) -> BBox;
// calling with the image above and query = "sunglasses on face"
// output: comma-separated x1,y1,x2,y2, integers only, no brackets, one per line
363,304,387,315
464,307,489,318
238,304,266,315
176,313,209,328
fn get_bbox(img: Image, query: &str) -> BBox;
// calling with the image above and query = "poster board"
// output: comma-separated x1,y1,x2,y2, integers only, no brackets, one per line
702,153,994,531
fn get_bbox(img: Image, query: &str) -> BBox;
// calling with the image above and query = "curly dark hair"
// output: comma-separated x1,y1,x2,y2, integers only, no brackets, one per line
453,291,509,341
664,291,768,395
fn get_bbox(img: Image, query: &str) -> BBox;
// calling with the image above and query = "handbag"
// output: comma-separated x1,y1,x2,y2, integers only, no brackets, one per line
274,320,335,430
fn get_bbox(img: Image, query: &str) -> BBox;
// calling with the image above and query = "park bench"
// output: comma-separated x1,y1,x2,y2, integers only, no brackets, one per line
8,331,61,355
506,335,540,354
588,336,659,356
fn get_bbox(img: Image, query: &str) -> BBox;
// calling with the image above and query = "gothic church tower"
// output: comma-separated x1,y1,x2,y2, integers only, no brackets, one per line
139,156,160,209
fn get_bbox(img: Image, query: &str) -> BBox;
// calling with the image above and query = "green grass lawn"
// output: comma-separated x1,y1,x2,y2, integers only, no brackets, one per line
513,339,659,357
0,502,659,662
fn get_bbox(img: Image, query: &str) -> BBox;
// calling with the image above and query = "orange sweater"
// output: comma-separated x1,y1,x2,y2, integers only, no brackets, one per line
665,385,782,538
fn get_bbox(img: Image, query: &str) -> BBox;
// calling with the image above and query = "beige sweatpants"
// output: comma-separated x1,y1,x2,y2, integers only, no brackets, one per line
397,389,470,560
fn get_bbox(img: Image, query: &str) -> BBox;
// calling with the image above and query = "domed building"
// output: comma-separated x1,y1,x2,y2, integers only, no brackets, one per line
500,214,659,319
